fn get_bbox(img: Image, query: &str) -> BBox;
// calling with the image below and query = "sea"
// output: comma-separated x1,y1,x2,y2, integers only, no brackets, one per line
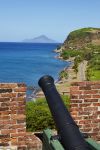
0,42,70,94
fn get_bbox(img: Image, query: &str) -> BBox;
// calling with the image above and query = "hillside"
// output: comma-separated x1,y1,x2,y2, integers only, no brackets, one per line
61,27,100,50
23,35,57,43
58,27,100,81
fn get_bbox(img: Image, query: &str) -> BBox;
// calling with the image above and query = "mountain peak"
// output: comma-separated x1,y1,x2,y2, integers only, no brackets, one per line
23,35,58,43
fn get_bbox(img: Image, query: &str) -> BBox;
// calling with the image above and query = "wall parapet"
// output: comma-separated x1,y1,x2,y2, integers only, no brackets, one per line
0,83,42,150
70,81,100,141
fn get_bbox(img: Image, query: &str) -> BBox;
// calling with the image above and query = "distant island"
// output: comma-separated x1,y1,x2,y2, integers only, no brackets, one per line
23,35,58,43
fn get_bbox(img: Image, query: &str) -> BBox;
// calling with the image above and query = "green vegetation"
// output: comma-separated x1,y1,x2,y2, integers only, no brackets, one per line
61,28,100,80
69,27,100,40
72,56,83,72
59,70,68,79
61,50,83,60
26,95,70,132
61,39,100,79
61,50,84,73
86,49,100,80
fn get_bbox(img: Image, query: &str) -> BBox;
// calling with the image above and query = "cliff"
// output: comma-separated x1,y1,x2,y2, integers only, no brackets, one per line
61,27,100,51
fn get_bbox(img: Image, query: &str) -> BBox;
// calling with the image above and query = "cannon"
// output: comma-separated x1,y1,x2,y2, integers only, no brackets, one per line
38,75,90,150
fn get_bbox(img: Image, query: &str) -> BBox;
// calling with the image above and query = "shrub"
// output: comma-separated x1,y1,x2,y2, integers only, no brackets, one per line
59,70,68,80
26,96,70,132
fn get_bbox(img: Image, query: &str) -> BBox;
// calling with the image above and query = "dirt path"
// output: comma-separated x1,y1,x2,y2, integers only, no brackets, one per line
77,60,88,81
35,60,88,98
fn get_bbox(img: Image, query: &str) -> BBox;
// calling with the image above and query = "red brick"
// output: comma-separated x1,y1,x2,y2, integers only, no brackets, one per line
11,138,18,145
79,120,92,124
84,90,98,94
84,99,98,102
0,115,10,120
0,98,10,102
82,128,92,132
79,103,91,107
92,95,100,98
1,129,16,134
1,93,17,98
70,86,79,91
79,94,91,99
92,119,100,123
70,100,83,103
71,104,78,107
93,128,100,132
11,132,26,138
18,146,27,150
0,107,9,111
79,85,91,90
14,87,27,92
0,83,17,88
1,102,10,107
91,84,100,89
70,90,83,95
84,107,98,111
93,103,100,106
0,143,9,146
70,95,79,99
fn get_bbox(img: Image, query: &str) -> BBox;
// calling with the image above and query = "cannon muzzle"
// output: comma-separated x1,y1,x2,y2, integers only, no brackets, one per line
38,75,90,150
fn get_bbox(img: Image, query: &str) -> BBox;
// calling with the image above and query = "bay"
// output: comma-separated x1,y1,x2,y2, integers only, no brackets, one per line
0,42,70,88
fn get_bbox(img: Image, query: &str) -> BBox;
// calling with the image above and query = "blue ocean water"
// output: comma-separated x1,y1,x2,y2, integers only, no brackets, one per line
0,42,70,88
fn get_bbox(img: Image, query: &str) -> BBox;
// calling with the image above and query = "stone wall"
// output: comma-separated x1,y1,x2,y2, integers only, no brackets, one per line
0,83,42,150
70,81,100,141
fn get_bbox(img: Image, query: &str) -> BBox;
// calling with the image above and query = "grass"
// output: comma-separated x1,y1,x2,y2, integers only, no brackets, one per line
61,50,83,59
87,69,100,81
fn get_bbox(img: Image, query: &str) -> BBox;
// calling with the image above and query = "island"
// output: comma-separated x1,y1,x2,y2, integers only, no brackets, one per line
23,35,58,43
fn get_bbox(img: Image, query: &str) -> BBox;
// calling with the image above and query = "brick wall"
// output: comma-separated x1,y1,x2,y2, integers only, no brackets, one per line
70,81,100,141
0,83,42,150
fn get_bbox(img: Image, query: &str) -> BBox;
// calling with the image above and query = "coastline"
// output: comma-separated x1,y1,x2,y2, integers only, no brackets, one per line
30,51,75,100
32,50,88,99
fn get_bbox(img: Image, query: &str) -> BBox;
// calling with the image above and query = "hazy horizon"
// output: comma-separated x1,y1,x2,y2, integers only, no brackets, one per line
0,0,100,43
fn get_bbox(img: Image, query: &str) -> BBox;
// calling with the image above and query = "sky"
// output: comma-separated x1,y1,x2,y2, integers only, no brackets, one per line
0,0,100,42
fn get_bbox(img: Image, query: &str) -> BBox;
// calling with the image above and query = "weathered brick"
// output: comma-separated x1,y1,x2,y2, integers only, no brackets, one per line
91,84,100,89
1,102,10,107
84,90,98,94
11,137,18,145
0,83,42,149
93,103,100,106
18,146,27,150
92,95,100,98
84,107,98,111
0,107,9,111
79,103,91,107
84,99,98,102
1,129,16,134
17,83,26,87
70,81,100,142
14,87,27,92
79,85,91,90
79,94,91,99
0,98,10,102
0,143,9,146
70,86,79,91
70,90,83,95
70,104,78,107
1,93,17,98
0,83,17,88
0,89,12,93
0,135,10,139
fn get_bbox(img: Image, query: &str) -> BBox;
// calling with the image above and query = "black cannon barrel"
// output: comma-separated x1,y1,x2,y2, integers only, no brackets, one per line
38,75,90,150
